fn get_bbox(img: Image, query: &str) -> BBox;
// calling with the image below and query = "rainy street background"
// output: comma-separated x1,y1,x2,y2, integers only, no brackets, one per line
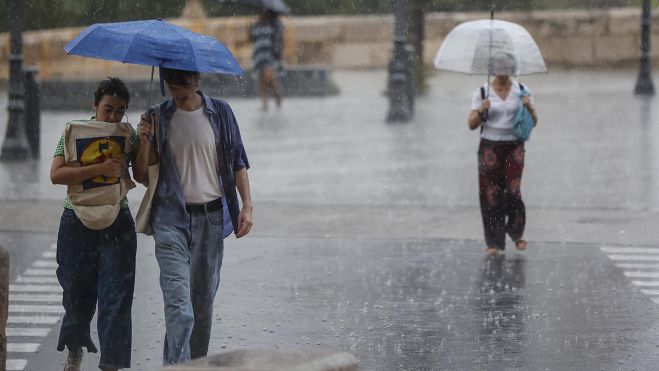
1,69,659,370
3,2,659,371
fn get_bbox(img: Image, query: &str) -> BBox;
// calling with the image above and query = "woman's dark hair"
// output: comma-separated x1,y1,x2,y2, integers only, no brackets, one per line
94,77,130,106
162,68,200,86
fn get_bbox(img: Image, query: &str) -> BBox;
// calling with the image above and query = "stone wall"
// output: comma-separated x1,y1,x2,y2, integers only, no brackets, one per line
0,7,655,80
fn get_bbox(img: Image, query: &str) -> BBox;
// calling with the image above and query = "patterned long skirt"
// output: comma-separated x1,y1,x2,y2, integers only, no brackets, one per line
478,139,526,250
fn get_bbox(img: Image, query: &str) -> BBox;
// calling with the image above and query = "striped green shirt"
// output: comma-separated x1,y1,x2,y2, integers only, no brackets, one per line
54,119,139,209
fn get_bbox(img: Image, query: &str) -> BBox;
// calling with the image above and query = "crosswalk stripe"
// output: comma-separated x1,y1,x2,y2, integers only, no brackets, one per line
32,261,58,268
631,280,659,287
624,271,659,278
10,294,61,302
9,285,62,292
614,263,659,269
7,316,60,325
15,276,59,284
41,251,56,259
640,289,659,296
9,305,64,314
6,328,51,337
607,254,659,261
7,343,40,352
601,247,659,254
652,298,659,304
23,268,56,276
6,359,28,370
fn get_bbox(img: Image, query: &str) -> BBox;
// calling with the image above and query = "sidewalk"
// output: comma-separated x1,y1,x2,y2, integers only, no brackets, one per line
1,69,659,370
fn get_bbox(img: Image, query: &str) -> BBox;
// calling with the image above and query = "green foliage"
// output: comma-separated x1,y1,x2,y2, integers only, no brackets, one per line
0,0,642,32
0,0,187,32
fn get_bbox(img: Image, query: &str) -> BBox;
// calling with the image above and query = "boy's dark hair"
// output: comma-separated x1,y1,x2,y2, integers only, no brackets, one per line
162,68,200,86
94,77,130,106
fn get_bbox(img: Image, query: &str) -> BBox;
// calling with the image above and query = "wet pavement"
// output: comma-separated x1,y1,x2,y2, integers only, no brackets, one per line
1,69,659,370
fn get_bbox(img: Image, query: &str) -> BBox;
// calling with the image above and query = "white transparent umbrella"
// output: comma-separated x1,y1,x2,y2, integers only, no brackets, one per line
433,19,547,76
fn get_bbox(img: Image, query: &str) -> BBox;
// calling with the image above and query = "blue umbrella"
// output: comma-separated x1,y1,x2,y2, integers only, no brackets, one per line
64,19,244,75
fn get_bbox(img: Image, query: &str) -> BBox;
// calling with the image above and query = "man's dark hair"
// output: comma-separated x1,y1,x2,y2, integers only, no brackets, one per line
94,77,130,106
162,68,200,86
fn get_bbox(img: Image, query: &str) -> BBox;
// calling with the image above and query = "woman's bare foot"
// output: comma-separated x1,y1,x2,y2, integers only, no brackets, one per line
486,247,499,255
515,239,528,251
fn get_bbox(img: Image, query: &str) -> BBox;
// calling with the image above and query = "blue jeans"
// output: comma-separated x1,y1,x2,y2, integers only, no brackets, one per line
56,208,137,369
153,206,224,365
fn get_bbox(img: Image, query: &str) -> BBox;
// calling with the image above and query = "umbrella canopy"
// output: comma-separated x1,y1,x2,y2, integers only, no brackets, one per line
241,0,290,15
433,19,546,76
64,19,243,75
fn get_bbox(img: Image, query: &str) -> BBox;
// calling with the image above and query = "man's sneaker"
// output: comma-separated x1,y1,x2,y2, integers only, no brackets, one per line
63,348,83,371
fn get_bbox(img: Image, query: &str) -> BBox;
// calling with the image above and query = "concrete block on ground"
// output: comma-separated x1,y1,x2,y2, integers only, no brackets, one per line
162,350,358,371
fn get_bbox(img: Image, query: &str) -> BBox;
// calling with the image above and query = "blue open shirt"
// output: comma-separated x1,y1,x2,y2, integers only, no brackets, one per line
146,92,249,238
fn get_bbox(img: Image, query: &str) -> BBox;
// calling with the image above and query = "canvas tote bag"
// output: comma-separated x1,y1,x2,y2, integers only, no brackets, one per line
135,106,161,235
63,120,136,230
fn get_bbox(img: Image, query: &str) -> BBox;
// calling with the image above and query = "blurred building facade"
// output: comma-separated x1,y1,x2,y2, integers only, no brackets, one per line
0,7,654,81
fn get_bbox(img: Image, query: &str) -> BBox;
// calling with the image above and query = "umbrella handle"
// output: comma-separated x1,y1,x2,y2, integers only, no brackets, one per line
480,87,489,122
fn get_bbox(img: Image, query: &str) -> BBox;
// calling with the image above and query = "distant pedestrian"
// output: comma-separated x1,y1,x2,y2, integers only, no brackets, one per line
249,9,284,111
133,68,253,365
51,78,137,371
467,52,538,255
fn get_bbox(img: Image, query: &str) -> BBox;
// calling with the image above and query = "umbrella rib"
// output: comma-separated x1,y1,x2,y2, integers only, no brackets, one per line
172,25,201,72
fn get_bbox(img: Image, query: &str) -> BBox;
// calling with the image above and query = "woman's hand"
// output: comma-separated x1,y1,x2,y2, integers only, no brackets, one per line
98,157,123,178
480,98,491,111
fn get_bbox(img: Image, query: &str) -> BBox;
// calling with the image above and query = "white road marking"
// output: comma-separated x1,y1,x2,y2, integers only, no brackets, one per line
7,343,40,352
623,271,659,278
601,247,659,254
15,276,59,284
32,261,58,268
607,254,659,261
6,359,28,370
631,280,659,287
6,328,51,337
9,284,62,292
23,268,56,276
7,316,60,325
10,294,61,302
9,305,65,314
614,263,659,269
41,251,56,259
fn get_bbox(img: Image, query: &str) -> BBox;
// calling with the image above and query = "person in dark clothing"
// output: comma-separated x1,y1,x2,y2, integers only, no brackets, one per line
249,9,284,111
51,78,137,371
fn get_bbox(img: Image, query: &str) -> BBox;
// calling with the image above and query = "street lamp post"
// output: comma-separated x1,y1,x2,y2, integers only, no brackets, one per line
386,0,415,122
635,0,655,96
1,0,30,160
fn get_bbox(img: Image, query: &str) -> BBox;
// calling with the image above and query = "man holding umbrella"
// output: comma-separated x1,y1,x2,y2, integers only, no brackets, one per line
63,18,253,366
133,66,253,364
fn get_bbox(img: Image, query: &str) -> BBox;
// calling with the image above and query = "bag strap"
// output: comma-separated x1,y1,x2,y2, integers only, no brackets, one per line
153,104,161,153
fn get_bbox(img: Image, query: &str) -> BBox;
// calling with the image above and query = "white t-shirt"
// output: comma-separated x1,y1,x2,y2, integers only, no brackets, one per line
167,106,223,204
470,81,533,141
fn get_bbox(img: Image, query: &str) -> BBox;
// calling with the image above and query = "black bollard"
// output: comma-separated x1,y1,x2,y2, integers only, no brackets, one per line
24,66,40,158
635,0,655,96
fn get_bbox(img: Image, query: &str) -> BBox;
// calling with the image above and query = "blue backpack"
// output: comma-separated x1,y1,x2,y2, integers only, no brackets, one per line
512,84,535,142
